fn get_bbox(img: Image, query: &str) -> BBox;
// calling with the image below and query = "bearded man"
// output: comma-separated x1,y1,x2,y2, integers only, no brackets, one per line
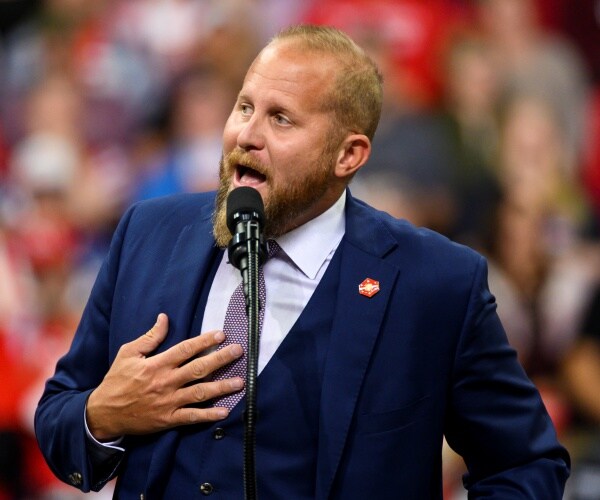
35,25,569,499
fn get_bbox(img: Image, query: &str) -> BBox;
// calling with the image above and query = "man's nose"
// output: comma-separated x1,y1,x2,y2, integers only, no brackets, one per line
237,115,265,151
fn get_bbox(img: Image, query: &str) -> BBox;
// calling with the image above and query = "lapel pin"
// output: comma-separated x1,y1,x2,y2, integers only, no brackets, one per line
359,278,380,298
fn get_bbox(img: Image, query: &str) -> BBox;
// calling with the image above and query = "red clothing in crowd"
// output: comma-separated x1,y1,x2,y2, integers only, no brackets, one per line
303,0,472,108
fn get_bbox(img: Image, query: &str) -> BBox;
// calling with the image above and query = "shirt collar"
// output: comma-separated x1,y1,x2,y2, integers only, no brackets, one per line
274,191,346,280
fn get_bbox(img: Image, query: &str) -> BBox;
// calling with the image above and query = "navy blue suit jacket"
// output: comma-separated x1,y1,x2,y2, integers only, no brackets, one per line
35,191,569,498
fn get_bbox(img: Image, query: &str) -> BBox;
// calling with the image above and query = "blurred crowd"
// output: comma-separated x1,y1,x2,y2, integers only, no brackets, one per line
1,0,600,498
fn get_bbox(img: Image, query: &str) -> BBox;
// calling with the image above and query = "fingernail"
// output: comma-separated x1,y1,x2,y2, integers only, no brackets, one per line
156,314,162,325
230,344,243,357
230,378,244,390
214,331,225,342
216,408,229,418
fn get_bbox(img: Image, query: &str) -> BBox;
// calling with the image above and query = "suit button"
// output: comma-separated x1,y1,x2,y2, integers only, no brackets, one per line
200,482,214,495
213,427,226,440
68,472,83,486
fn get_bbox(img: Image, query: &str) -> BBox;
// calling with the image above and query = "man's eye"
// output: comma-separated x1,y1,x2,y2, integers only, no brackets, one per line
274,114,291,125
240,104,253,115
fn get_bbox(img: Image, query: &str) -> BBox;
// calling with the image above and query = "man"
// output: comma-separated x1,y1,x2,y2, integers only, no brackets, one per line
35,25,569,498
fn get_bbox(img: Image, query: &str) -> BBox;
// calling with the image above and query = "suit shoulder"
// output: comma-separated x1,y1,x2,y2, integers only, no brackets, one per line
124,192,216,227
379,211,487,300
358,199,482,267
397,219,479,264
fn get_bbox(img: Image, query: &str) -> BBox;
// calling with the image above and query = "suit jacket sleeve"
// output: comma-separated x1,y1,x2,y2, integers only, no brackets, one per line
444,256,570,498
34,203,137,492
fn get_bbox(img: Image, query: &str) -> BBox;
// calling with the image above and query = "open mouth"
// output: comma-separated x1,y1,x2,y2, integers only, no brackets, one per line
235,164,267,187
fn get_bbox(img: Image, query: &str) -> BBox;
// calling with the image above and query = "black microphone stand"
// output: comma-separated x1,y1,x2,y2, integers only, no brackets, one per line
243,219,260,500
228,217,265,500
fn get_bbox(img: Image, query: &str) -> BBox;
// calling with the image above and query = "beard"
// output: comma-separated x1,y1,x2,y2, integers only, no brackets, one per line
212,146,337,248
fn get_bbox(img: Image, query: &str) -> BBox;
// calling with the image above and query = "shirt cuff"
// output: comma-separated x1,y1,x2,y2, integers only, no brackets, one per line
84,406,125,451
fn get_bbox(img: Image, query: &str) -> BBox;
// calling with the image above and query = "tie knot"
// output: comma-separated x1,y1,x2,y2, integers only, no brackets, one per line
267,239,281,259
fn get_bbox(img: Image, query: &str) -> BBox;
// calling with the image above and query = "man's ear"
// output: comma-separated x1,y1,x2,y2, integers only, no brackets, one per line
334,134,371,180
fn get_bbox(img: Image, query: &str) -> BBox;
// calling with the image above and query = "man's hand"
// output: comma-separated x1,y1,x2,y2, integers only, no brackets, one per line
86,313,244,441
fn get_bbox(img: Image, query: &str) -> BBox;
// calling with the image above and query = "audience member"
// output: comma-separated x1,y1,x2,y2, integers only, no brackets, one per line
483,93,597,434
438,33,502,247
474,0,590,174
132,64,235,202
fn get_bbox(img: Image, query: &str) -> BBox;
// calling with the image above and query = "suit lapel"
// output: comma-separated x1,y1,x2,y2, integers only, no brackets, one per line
155,201,222,350
317,193,400,499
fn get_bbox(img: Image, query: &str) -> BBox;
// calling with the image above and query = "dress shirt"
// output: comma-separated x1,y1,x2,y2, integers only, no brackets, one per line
202,190,346,372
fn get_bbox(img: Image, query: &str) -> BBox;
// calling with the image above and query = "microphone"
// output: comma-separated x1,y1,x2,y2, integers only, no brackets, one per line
226,186,267,276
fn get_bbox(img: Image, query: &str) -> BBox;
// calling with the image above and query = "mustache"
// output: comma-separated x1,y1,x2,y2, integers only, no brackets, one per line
223,149,269,179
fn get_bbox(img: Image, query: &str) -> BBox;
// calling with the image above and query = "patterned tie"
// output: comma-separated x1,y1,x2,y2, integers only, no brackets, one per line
212,240,280,409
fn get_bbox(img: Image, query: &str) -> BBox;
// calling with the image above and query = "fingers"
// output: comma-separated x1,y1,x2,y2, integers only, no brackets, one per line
123,313,169,358
176,377,244,408
177,343,244,383
171,378,245,425
160,330,233,368
123,316,231,367
173,406,232,425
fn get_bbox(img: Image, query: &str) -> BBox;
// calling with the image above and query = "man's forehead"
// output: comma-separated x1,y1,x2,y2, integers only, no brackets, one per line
242,43,338,100
252,40,340,76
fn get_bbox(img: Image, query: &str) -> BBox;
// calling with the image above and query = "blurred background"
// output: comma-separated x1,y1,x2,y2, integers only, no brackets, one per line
0,0,599,498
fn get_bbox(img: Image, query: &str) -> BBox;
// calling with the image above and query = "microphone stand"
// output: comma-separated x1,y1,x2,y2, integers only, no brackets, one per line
226,186,267,500
229,218,264,500
243,219,261,500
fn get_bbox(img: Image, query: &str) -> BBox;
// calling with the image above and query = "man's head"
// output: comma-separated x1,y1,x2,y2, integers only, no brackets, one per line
271,25,383,143
213,25,383,247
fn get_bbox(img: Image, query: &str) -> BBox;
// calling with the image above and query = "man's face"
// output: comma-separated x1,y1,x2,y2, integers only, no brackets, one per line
214,42,344,246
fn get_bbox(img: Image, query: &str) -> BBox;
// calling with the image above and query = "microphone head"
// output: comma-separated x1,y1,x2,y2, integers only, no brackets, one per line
226,186,265,234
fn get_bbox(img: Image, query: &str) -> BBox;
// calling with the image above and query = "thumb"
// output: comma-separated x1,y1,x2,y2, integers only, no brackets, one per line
134,313,169,357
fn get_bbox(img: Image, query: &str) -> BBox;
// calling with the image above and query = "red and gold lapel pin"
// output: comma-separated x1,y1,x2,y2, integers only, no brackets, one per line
359,278,380,298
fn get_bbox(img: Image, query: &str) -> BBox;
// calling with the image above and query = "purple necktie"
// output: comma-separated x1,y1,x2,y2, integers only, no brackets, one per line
212,240,280,409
